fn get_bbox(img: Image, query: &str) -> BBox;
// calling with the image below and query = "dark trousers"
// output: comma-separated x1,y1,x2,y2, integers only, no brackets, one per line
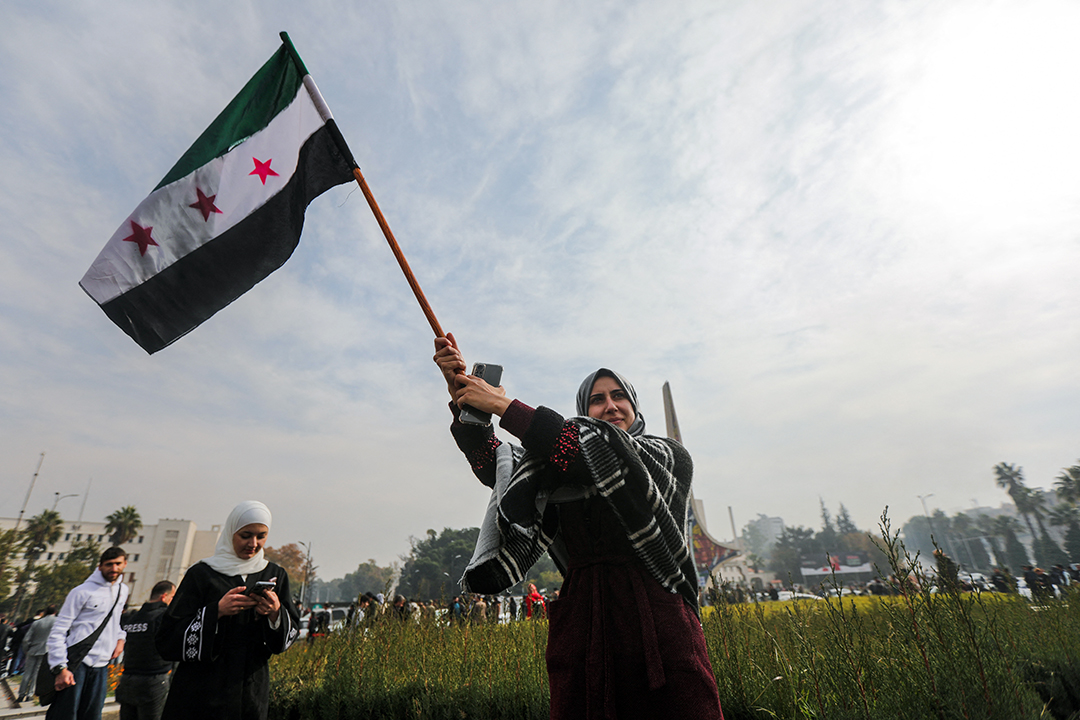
45,663,109,720
116,672,171,720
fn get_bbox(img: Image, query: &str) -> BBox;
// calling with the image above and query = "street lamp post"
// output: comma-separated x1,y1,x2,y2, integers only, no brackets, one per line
52,492,78,512
918,493,936,539
918,493,962,564
299,541,312,609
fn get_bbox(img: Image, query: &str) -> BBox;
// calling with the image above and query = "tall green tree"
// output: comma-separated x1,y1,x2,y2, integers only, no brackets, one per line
11,509,65,615
1054,462,1080,504
30,538,101,609
972,514,1006,568
901,515,935,560
993,463,1039,542
1021,489,1067,567
105,506,143,546
999,520,1032,574
950,513,992,572
769,526,820,584
1048,502,1080,562
264,543,311,589
0,528,18,605
835,504,859,535
338,560,395,600
741,522,772,571
818,499,838,551
397,527,480,600
983,515,1030,572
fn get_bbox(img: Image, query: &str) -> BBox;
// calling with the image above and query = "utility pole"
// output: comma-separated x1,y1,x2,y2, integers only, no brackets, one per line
15,452,46,533
1,453,45,587
299,541,312,608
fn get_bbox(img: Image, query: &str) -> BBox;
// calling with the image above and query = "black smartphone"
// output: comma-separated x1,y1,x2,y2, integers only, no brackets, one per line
247,579,277,596
459,363,503,426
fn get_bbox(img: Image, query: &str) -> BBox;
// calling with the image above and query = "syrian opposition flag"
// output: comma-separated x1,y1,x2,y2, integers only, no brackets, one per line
80,35,357,354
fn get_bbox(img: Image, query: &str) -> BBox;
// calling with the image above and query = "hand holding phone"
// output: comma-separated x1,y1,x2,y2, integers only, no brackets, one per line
247,579,277,596
459,363,504,426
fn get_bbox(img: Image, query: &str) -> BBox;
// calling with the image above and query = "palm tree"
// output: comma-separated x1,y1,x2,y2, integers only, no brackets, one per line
1055,462,1080,505
993,462,1039,541
994,515,1031,573
21,509,64,564
979,515,1030,572
1021,488,1069,566
105,506,143,545
11,509,64,616
1048,503,1080,563
950,513,991,571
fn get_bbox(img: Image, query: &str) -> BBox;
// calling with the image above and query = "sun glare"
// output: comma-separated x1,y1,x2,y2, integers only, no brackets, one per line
887,2,1080,229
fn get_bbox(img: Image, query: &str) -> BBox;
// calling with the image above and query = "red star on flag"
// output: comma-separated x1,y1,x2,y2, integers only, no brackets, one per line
250,157,280,185
189,187,223,221
122,220,160,256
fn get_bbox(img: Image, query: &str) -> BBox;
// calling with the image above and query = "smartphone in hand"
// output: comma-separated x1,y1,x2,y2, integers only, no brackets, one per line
247,579,277,596
459,363,503,426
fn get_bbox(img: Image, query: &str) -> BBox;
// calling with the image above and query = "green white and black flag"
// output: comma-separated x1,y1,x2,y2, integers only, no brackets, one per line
80,35,356,354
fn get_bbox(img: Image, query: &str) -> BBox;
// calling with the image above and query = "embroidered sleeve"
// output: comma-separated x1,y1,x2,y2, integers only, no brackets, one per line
450,402,501,488
155,566,219,663
519,406,582,474
182,607,209,661
262,568,301,654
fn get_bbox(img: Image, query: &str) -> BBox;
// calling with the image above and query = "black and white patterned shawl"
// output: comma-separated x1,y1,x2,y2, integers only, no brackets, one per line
461,415,699,613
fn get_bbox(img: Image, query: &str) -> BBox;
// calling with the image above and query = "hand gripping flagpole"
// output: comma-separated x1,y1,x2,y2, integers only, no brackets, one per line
280,32,446,340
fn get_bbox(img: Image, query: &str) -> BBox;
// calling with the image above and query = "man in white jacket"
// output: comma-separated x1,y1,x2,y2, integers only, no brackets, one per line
46,547,129,720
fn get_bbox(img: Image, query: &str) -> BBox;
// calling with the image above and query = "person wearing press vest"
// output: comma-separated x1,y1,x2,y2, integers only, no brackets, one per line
44,547,129,720
116,580,176,720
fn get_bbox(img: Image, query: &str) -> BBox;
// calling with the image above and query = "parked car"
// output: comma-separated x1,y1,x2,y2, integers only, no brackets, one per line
776,591,823,601
819,587,855,598
298,606,350,639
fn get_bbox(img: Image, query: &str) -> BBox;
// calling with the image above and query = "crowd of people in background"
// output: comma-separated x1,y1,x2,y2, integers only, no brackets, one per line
297,583,558,638
704,559,1080,605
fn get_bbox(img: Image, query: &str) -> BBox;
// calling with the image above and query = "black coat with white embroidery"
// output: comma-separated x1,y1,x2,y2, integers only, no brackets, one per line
156,561,298,720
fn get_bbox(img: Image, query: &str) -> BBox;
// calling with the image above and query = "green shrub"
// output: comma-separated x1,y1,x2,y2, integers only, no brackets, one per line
270,514,1080,719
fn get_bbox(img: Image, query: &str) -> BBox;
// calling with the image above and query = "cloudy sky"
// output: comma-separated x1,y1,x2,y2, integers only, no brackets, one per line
2,0,1078,580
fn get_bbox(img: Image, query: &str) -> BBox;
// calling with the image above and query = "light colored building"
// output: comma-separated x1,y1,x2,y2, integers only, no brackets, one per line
691,500,778,592
0,516,221,603
745,514,785,550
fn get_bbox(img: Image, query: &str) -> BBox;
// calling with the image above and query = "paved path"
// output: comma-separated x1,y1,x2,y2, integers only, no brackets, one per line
0,680,118,720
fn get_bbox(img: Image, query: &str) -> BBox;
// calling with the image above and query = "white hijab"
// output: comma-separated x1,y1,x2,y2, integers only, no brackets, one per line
201,500,272,576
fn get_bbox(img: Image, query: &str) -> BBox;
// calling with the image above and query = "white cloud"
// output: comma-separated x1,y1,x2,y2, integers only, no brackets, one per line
2,0,1078,578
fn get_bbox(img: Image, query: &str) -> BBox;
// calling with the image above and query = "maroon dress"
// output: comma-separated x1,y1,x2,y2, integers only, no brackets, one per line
548,498,723,720
451,402,723,720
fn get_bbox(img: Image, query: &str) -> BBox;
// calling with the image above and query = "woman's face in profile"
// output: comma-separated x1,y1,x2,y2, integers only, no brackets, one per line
232,523,269,560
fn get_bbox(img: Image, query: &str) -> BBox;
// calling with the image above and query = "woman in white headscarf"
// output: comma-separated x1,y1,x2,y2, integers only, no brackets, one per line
156,501,299,720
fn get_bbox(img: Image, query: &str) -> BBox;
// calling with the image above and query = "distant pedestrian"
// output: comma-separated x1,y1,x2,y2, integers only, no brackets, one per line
471,595,487,624
450,596,464,625
0,615,13,675
17,606,56,703
391,595,410,622
10,612,40,675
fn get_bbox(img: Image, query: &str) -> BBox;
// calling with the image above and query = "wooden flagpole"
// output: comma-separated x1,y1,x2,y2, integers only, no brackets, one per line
351,168,445,339
279,32,444,339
